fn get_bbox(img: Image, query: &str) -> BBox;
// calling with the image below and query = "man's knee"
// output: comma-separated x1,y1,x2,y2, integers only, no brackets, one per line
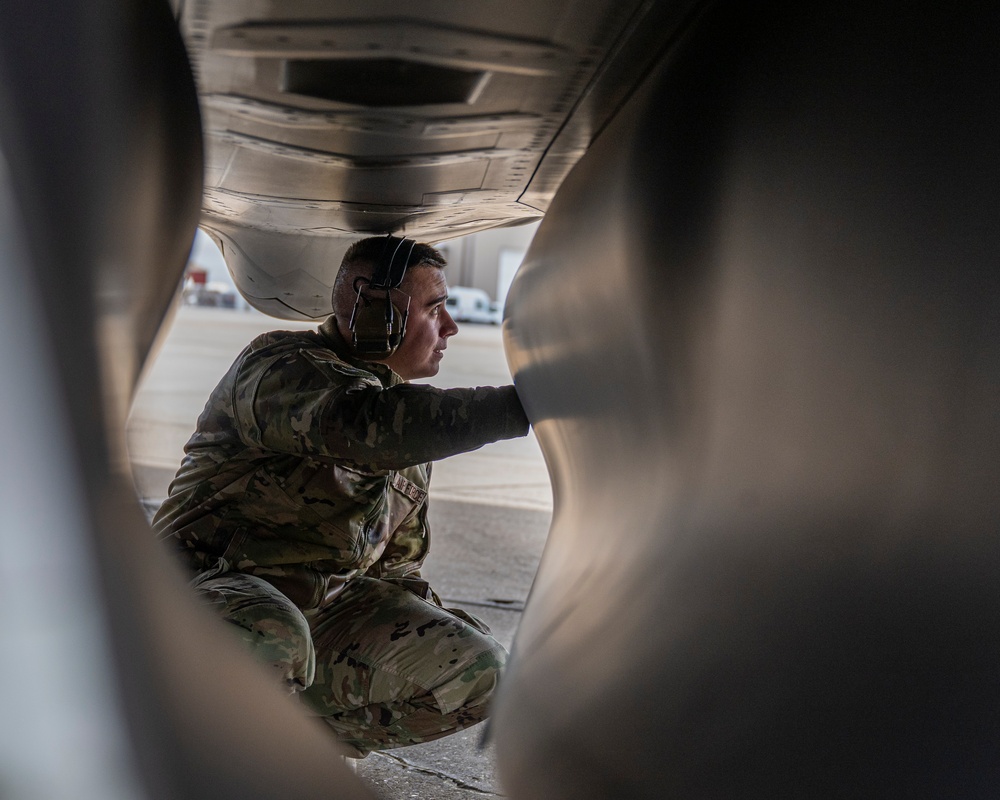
193,572,316,692
430,640,508,716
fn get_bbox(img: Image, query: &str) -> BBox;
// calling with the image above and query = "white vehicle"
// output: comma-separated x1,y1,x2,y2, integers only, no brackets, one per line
446,286,502,324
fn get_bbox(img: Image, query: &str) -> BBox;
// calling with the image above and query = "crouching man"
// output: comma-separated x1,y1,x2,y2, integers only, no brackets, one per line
153,236,529,757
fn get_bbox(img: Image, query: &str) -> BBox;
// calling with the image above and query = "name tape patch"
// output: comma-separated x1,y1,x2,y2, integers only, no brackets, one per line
391,472,427,503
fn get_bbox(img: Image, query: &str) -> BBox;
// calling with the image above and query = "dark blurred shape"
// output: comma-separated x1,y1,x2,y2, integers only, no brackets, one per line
496,1,1000,796
0,0,371,797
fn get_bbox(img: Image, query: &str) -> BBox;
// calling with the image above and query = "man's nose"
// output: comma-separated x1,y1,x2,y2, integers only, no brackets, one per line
442,309,459,336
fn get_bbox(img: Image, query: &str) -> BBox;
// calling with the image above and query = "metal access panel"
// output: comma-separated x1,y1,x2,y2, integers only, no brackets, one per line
177,0,702,318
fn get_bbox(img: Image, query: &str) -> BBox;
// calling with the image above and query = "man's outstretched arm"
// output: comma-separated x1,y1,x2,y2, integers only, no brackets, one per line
249,354,529,470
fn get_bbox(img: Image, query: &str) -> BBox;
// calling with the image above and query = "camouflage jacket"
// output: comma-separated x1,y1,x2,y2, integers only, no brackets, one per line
152,317,529,609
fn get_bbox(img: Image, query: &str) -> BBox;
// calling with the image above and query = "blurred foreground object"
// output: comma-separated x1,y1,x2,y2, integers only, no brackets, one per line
495,1,1000,797
0,0,371,797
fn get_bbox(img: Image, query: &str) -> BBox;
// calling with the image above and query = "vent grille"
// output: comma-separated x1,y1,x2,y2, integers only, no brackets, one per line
281,58,489,106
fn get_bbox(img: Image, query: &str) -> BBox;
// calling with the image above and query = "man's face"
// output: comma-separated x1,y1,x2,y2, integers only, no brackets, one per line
380,267,459,380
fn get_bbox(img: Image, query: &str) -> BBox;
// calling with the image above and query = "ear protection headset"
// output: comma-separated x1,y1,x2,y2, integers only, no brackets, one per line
348,234,417,357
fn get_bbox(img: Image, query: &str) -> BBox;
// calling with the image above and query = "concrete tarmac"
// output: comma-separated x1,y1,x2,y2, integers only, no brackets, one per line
126,305,552,799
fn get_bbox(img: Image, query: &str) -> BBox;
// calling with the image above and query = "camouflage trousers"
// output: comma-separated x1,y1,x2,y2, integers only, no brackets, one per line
192,566,507,756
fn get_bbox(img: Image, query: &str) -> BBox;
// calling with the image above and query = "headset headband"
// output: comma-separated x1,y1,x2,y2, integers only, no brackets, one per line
370,235,416,290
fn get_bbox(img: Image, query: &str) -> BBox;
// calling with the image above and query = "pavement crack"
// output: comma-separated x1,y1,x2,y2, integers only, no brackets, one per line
372,751,503,796
440,596,525,613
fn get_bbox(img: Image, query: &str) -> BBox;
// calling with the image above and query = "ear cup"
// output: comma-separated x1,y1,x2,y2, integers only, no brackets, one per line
352,294,408,356
348,235,416,357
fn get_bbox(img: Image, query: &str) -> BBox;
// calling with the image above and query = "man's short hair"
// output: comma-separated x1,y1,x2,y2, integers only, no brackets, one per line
342,236,446,274
332,236,446,318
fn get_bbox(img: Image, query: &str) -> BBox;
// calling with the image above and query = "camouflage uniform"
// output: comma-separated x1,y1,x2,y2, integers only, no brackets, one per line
152,317,529,754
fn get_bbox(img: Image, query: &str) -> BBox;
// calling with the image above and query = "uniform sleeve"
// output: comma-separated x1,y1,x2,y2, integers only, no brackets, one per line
248,348,530,470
